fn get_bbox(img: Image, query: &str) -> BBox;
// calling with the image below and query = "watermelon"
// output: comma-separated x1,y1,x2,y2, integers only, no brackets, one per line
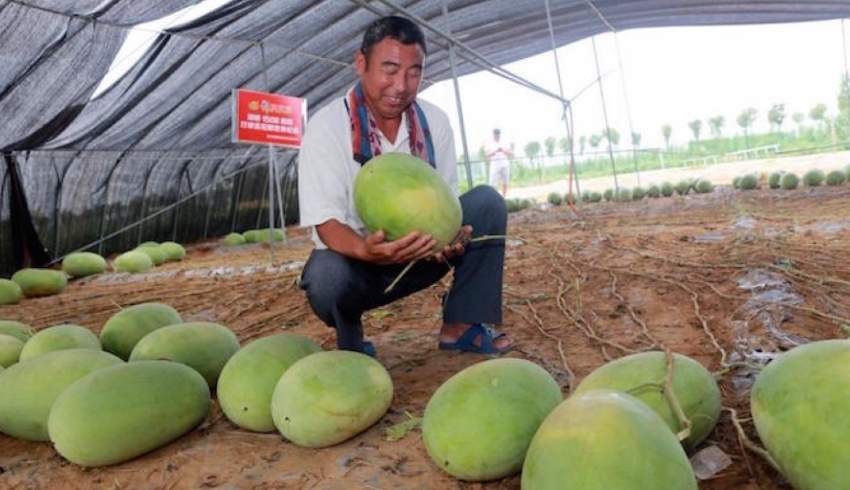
422,358,562,481
354,152,461,250
11,269,67,297
129,322,239,386
113,251,153,273
20,324,100,361
0,334,24,368
271,350,392,448
100,303,182,360
0,320,34,342
243,230,262,243
62,252,107,278
135,244,166,266
218,334,322,432
574,351,721,448
522,390,697,489
0,349,122,441
48,360,210,466
0,279,23,305
751,339,850,490
159,242,186,261
222,233,246,246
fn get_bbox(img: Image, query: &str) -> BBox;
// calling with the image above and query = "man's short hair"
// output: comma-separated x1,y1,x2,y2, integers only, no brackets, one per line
361,16,427,56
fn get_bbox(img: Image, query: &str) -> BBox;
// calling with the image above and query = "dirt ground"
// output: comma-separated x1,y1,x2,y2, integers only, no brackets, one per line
2,183,850,489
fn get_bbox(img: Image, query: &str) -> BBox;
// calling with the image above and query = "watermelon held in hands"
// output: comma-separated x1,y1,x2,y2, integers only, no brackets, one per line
354,153,461,250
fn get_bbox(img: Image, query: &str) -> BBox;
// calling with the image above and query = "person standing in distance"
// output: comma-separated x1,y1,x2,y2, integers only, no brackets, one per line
486,128,513,196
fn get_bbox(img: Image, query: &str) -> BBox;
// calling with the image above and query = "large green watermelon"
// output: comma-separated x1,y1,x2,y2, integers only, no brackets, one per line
0,320,34,342
62,252,107,278
354,152,461,250
0,279,23,305
11,269,67,297
129,322,239,387
422,358,562,481
0,349,122,441
271,350,392,448
48,360,210,466
100,303,182,360
20,324,101,361
113,251,153,273
751,339,850,490
522,390,697,489
574,351,721,448
0,334,24,368
218,334,323,432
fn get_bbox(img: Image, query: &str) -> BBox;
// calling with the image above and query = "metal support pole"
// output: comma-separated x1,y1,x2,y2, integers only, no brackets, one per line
591,36,619,191
614,32,641,186
843,19,849,79
259,42,275,263
354,0,571,106
544,0,581,198
441,0,473,190
273,149,288,243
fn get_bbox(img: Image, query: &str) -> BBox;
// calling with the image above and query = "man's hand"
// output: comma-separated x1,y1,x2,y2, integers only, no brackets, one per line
432,225,473,263
361,230,436,265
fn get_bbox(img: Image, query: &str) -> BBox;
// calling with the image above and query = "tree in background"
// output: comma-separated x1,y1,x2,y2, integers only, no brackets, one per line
524,141,542,182
558,136,572,155
631,131,642,148
661,124,672,150
767,104,786,134
688,119,702,142
809,103,827,130
708,116,725,138
838,74,850,121
792,112,805,135
544,136,556,166
579,135,587,155
737,107,758,149
836,74,850,139
603,128,620,149
589,134,602,150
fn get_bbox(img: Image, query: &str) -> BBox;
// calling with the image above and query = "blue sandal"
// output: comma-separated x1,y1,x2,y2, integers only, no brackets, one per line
438,324,511,354
362,340,376,357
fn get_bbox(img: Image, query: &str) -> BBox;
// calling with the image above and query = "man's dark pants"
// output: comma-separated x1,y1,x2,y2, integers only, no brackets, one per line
300,185,507,352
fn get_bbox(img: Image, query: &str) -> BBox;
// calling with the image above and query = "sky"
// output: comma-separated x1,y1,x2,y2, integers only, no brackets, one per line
419,18,850,154
93,4,849,155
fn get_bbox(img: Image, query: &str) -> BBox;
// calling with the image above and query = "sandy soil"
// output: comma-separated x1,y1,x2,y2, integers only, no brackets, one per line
2,183,850,489
507,149,850,200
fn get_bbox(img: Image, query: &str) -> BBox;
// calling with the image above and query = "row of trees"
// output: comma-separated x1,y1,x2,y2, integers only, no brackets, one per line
513,75,850,161
516,101,833,164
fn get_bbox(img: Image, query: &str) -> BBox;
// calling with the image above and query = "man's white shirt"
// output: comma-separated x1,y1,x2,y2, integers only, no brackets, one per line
298,94,458,249
485,138,510,168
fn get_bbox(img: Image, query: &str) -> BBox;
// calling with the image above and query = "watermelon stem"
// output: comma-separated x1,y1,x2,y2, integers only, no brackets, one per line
468,234,510,243
383,235,512,294
664,349,693,442
384,260,419,294
725,406,782,473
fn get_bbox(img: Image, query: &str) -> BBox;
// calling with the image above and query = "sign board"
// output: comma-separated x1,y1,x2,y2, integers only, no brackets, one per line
232,89,307,148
